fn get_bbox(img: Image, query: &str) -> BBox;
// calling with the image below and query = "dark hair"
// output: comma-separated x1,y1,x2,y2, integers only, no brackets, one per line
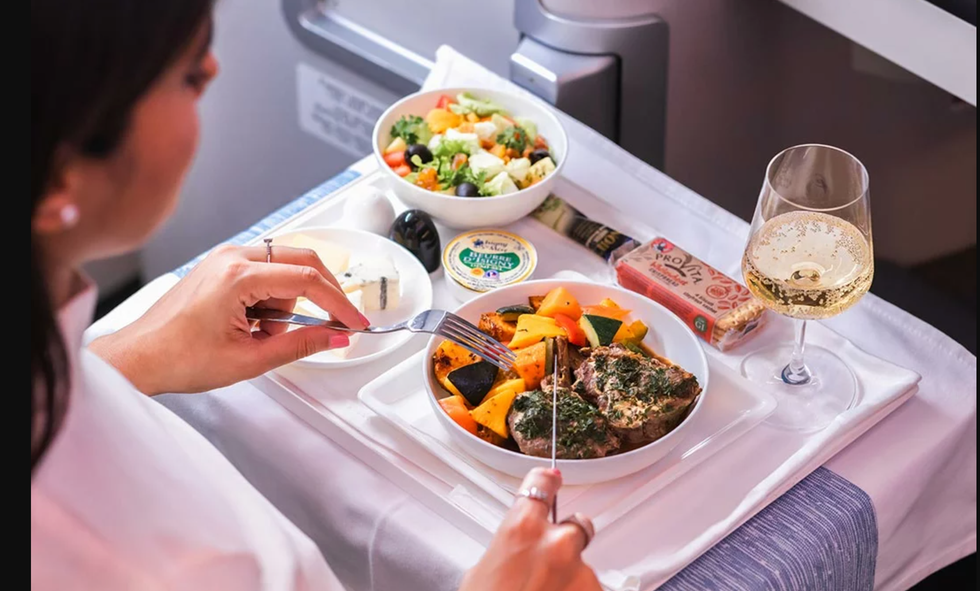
31,0,213,472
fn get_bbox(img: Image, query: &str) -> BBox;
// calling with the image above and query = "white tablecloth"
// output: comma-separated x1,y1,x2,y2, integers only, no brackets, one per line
89,47,976,591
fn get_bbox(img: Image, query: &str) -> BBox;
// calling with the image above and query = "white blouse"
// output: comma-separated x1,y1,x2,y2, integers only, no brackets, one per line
31,284,345,591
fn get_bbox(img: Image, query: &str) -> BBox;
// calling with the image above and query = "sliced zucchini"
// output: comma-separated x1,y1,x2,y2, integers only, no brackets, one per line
544,337,555,374
448,361,499,407
496,304,535,322
579,314,623,348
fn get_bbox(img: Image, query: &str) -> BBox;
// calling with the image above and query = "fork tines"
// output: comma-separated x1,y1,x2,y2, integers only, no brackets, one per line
439,314,517,372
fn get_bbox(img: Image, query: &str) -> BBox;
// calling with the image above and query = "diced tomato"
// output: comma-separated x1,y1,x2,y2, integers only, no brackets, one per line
451,153,468,170
393,164,411,177
383,150,406,168
555,313,587,347
533,135,549,150
436,94,455,109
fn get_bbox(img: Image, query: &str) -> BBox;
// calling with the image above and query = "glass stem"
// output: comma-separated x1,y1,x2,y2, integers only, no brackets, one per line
782,319,812,385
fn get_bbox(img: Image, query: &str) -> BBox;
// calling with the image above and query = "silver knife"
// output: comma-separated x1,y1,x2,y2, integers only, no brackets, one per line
551,340,559,524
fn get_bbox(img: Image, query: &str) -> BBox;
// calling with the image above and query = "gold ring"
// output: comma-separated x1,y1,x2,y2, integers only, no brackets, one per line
559,513,595,549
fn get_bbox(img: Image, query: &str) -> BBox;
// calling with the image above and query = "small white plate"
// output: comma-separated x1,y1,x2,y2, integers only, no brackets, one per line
269,227,433,369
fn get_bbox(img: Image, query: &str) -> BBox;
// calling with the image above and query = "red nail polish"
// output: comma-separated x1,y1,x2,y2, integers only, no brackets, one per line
358,312,371,326
331,334,351,348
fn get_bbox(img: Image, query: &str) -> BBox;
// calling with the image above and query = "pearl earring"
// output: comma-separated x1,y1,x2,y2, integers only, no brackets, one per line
59,204,80,229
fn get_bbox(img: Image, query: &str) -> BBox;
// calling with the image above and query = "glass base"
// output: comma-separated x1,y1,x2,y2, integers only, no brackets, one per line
740,344,857,433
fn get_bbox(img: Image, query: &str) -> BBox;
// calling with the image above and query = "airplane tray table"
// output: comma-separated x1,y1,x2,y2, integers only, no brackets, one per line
232,170,919,590
86,47,976,591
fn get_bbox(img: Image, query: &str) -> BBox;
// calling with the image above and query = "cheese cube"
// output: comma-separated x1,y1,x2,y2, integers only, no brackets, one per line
468,151,506,179
274,233,350,275
473,121,498,142
339,257,400,312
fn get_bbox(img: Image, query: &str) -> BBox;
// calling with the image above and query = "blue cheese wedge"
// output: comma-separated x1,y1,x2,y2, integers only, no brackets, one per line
340,257,400,312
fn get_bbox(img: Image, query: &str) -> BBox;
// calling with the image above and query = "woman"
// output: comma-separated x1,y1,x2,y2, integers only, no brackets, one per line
30,1,602,589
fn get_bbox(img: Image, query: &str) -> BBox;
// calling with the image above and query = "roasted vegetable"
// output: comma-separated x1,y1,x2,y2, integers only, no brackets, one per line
581,304,631,321
485,378,526,403
537,287,582,320
448,361,499,407
528,295,546,311
554,313,587,347
614,320,649,344
470,387,521,438
479,312,517,344
579,314,623,348
514,341,548,390
475,424,508,446
630,320,649,342
433,341,479,398
496,304,535,322
439,396,479,434
509,314,565,349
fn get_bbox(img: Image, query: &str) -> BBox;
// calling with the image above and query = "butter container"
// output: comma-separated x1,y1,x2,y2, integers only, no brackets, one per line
442,230,537,302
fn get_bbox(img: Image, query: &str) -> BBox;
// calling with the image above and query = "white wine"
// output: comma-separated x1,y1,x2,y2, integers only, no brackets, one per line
742,211,873,320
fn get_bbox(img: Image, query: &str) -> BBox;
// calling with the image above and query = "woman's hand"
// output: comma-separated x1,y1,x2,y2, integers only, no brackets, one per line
460,468,602,591
90,244,367,395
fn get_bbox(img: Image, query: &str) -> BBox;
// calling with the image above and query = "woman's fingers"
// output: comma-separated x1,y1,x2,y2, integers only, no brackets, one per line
253,297,299,336
250,325,351,370
511,467,562,521
238,262,366,330
554,512,595,555
240,244,345,292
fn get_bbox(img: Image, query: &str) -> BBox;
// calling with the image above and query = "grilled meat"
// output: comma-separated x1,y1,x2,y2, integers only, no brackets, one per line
573,344,700,444
507,386,620,459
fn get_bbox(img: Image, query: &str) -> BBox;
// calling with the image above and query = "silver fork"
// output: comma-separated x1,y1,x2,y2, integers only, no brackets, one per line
245,307,517,371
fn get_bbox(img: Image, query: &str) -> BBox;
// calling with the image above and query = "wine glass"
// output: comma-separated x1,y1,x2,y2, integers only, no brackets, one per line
741,144,873,432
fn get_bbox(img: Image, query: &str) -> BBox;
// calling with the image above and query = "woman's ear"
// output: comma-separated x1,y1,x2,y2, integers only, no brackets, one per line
33,192,80,235
33,154,83,235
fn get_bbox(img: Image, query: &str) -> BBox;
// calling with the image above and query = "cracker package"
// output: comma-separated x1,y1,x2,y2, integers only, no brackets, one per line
616,238,766,351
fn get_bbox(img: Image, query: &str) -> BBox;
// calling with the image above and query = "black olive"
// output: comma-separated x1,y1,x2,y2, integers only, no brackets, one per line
389,209,441,273
529,149,551,165
405,144,433,170
455,182,480,197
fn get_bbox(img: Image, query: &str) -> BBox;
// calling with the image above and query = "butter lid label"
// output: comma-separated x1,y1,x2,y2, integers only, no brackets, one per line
444,230,536,292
